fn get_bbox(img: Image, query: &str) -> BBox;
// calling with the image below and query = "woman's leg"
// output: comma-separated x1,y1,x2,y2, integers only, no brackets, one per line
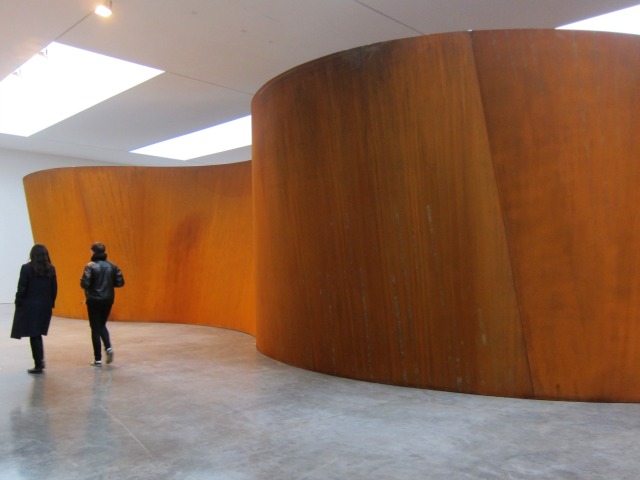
29,336,44,371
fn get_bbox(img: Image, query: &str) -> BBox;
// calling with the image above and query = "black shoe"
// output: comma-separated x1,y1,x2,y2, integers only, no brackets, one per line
28,367,43,374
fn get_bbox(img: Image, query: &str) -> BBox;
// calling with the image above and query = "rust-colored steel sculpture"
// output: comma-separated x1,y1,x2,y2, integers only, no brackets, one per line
252,30,640,401
25,30,640,401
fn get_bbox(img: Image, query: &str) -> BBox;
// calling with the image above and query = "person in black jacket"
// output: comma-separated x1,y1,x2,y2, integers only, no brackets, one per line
80,242,124,367
11,244,58,374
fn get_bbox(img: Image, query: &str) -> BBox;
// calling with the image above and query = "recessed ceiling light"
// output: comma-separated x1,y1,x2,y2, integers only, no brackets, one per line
557,4,640,35
95,1,113,17
130,115,252,161
0,42,163,137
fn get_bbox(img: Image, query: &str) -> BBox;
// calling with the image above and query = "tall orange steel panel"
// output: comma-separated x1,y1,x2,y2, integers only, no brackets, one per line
253,30,640,401
23,163,255,335
253,33,532,397
472,30,640,401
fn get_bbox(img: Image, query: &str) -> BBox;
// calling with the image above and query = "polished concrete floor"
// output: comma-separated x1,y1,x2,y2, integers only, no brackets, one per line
2,303,640,480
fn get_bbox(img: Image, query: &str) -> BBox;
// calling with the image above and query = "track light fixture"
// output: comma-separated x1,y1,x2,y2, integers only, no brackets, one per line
95,1,112,17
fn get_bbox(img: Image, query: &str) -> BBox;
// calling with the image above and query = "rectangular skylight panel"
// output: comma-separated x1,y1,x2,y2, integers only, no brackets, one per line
558,4,640,34
131,115,252,161
0,42,163,137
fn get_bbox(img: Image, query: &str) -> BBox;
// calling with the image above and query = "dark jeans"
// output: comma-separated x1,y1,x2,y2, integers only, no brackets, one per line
30,336,44,368
87,301,113,361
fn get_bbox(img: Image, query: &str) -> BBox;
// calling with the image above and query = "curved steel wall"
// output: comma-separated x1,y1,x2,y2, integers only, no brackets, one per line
24,30,640,401
252,30,640,401
23,162,255,335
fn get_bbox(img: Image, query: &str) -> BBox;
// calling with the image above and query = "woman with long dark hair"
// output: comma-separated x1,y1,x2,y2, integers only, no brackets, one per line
11,244,58,374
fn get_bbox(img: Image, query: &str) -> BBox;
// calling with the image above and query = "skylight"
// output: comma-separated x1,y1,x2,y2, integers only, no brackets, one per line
130,115,252,161
0,42,163,137
557,3,640,34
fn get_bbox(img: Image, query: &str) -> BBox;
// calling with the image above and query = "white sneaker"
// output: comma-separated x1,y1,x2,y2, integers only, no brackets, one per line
90,360,102,367
106,348,114,364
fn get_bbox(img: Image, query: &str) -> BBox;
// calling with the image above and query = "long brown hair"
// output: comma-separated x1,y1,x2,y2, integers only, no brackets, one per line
29,244,54,277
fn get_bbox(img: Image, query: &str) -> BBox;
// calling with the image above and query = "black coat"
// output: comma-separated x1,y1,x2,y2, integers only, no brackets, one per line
11,263,58,339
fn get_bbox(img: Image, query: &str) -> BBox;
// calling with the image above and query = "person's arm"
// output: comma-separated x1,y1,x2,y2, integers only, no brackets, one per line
80,263,93,289
114,266,125,288
51,266,58,308
15,264,29,307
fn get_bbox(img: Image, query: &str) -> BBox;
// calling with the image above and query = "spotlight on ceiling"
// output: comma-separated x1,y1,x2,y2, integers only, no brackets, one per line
95,1,112,17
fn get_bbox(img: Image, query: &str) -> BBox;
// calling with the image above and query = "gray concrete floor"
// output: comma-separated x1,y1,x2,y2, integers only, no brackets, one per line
1,303,640,480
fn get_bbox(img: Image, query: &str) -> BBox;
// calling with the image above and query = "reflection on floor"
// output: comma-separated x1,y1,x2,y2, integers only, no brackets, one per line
1,303,640,479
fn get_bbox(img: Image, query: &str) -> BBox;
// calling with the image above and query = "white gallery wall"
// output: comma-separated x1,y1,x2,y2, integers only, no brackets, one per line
0,148,109,304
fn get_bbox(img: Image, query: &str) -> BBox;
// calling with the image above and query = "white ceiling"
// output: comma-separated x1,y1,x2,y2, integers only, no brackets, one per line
1,0,637,167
